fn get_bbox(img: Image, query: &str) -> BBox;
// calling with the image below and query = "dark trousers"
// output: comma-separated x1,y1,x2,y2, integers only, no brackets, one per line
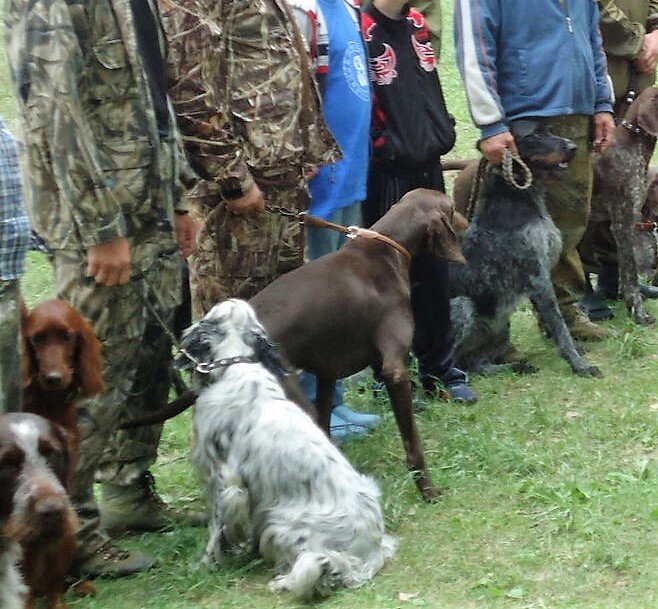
364,162,459,384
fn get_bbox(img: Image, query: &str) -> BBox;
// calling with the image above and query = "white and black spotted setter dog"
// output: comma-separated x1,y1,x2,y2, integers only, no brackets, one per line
176,299,396,600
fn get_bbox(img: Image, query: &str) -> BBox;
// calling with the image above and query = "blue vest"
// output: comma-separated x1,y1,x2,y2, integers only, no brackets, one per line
309,0,371,219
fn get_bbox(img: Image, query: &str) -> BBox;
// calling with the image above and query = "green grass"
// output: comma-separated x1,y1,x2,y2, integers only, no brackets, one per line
8,2,658,608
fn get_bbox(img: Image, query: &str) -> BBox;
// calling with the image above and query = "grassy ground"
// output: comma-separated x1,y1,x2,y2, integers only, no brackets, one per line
6,2,658,608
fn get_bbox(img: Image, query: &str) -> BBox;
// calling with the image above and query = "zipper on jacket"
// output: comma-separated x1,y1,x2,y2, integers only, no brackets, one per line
558,0,574,33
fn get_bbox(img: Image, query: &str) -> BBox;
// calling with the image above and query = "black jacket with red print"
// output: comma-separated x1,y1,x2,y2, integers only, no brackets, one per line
361,4,454,169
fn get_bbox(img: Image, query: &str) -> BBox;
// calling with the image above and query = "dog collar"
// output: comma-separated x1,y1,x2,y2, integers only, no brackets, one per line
193,355,259,375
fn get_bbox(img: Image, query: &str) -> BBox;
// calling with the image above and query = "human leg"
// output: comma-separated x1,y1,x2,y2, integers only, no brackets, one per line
52,248,155,577
0,279,22,413
543,115,607,340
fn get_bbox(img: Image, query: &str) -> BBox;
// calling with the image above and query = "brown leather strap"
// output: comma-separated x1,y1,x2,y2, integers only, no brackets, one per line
300,213,411,261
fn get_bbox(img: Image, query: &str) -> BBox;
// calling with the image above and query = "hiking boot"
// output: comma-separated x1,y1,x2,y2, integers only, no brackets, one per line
562,305,609,341
99,472,206,535
75,542,155,579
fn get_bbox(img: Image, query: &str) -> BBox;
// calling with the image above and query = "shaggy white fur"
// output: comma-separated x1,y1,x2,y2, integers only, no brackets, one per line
0,539,25,609
182,299,396,599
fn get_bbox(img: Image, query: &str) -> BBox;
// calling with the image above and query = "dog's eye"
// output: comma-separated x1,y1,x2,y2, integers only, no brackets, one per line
0,448,23,472
57,330,74,343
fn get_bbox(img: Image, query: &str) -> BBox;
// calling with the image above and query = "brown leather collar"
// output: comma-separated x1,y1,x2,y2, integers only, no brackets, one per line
299,213,411,261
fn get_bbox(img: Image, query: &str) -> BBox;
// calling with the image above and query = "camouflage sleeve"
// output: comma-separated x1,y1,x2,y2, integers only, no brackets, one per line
5,0,127,246
649,1,658,30
165,2,255,199
597,0,645,59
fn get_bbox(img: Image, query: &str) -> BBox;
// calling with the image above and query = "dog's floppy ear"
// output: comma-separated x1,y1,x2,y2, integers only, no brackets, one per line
21,302,36,389
429,211,467,264
244,327,290,378
636,88,658,136
75,313,104,398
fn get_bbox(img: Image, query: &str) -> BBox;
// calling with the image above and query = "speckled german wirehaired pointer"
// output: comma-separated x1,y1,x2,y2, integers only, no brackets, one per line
450,122,602,377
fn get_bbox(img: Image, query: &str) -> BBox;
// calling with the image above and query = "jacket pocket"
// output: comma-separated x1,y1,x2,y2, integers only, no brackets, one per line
87,39,131,103
97,139,153,217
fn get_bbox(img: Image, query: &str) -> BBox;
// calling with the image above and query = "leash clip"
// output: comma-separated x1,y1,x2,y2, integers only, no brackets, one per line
195,361,215,374
346,225,360,239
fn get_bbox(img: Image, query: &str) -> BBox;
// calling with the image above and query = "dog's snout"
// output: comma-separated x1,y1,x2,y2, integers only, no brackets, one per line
43,371,64,387
35,496,66,518
565,141,577,160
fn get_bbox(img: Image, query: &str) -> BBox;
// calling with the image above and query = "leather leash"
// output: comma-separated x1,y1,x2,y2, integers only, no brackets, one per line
266,205,412,261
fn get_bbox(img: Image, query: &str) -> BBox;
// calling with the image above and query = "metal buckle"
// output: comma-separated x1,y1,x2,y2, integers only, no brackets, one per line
346,225,360,239
195,361,215,374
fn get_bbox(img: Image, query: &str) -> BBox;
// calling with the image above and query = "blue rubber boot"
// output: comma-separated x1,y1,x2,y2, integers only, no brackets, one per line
332,405,382,430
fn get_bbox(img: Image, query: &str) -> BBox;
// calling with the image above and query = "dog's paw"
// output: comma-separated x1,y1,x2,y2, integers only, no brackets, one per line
632,310,656,325
268,575,290,594
574,364,602,378
511,360,539,375
420,485,442,503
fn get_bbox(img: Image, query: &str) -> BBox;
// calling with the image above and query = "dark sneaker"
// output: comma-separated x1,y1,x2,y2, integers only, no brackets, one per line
444,381,478,404
578,292,614,321
640,283,658,299
75,542,155,579
422,369,477,405
100,472,206,535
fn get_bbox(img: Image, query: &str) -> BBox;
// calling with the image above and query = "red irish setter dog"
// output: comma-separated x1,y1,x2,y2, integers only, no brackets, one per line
19,299,103,606
21,298,104,467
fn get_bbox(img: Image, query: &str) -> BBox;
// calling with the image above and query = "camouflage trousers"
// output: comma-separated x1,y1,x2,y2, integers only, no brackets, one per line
542,115,594,309
0,280,22,413
51,230,181,551
188,181,307,319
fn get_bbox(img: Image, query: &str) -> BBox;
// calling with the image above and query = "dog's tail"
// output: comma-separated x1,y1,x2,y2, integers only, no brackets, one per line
119,389,197,429
269,536,397,600
440,158,475,172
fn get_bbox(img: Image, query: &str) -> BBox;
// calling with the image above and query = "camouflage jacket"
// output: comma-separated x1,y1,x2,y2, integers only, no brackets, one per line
4,0,194,250
160,0,339,203
597,0,658,98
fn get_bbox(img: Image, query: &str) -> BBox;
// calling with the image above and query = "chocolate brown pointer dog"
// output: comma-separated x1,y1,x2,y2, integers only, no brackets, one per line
251,191,464,501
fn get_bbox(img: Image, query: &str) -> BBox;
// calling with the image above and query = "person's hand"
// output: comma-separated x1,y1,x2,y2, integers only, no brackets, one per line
633,30,658,74
479,130,518,165
86,236,131,286
593,112,616,153
175,213,198,257
226,184,265,215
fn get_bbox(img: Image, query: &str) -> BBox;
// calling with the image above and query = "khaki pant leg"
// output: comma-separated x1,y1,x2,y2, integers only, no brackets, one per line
542,115,594,308
0,280,22,413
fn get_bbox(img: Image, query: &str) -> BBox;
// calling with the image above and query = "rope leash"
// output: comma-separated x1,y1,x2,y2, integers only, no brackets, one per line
502,148,533,191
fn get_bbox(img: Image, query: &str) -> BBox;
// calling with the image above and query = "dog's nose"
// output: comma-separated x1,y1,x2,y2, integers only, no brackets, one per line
565,141,577,161
44,372,63,387
35,496,66,518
